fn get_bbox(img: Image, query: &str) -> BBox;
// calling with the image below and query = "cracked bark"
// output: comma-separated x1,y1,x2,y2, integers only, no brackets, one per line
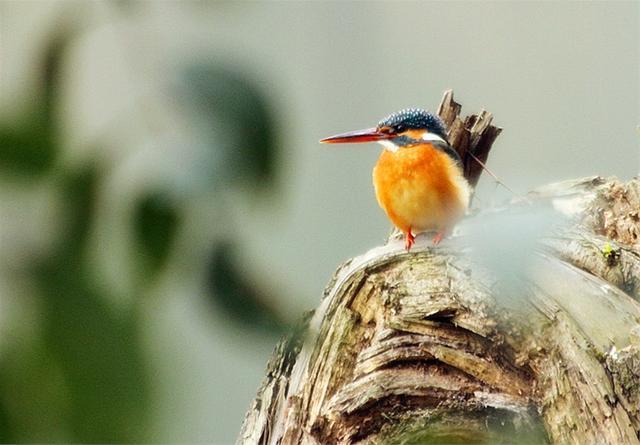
238,95,640,444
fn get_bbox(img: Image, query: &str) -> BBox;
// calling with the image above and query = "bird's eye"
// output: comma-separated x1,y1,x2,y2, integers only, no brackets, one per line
394,124,406,133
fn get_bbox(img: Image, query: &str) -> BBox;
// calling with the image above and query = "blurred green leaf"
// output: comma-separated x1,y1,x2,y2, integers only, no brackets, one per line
0,388,14,442
41,27,70,117
206,241,287,335
0,24,70,177
0,339,72,442
133,192,181,277
34,259,150,442
21,164,151,442
183,65,279,187
0,114,55,176
59,165,99,252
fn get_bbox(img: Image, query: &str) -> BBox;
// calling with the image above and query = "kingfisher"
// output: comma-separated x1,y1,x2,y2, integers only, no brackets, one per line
320,109,470,251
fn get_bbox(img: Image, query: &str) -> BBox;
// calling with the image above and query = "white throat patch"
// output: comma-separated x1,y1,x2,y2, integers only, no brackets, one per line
379,140,399,152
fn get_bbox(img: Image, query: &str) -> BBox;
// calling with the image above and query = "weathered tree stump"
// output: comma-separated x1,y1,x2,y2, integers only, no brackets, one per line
238,93,640,445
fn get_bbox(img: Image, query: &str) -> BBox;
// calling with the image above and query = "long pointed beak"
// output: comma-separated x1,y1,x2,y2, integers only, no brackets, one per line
320,127,395,144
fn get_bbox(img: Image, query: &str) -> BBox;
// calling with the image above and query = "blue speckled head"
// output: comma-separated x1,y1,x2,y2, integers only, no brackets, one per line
377,108,448,140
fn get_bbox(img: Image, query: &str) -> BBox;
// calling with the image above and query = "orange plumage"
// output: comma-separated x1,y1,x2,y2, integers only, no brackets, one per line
320,108,470,251
373,142,469,249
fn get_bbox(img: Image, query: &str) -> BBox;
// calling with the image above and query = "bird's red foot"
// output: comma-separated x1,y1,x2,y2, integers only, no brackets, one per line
432,231,445,245
404,230,415,251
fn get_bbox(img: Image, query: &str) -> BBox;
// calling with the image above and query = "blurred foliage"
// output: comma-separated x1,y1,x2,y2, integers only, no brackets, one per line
0,12,286,442
0,28,68,177
35,250,149,442
34,165,149,441
183,65,278,187
182,63,287,334
206,242,287,334
0,114,56,177
0,158,151,441
133,192,181,276
0,18,148,440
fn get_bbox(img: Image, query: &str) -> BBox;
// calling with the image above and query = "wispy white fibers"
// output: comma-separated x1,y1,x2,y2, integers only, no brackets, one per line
453,199,569,310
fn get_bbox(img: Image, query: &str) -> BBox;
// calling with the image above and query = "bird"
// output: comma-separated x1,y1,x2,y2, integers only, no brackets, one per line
320,108,470,251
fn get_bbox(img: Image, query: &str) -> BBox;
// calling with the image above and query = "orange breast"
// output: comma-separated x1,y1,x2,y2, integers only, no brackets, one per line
372,143,469,234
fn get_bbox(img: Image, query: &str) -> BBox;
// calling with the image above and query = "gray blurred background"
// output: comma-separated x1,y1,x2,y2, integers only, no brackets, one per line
0,1,638,443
